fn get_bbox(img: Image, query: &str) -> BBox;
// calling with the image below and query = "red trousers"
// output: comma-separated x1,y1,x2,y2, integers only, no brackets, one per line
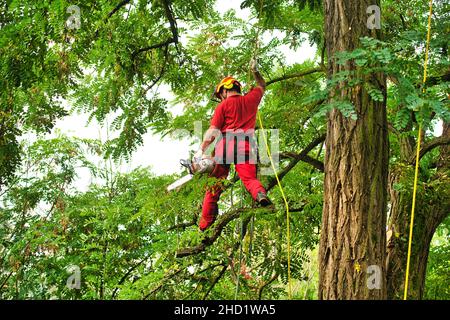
199,162,266,231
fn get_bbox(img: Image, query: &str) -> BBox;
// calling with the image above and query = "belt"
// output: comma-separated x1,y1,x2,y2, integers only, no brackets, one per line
219,132,258,165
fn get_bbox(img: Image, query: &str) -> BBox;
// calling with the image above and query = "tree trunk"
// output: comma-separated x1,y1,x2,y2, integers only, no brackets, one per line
319,0,388,299
386,123,450,299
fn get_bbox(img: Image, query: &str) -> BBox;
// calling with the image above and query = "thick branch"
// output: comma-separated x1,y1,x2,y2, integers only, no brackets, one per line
175,208,260,258
94,0,131,37
143,268,183,299
294,154,324,172
167,220,197,231
201,217,251,300
175,134,325,258
111,257,148,299
266,67,324,86
425,69,450,87
257,272,278,300
161,0,179,45
280,152,324,172
132,0,179,59
132,38,174,59
107,0,131,19
410,135,450,165
266,134,326,190
202,264,228,300
142,45,169,94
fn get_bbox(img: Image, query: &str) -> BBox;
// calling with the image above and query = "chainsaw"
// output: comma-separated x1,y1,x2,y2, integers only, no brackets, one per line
166,157,216,191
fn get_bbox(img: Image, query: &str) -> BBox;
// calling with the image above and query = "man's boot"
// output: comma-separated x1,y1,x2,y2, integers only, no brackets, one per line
256,191,272,207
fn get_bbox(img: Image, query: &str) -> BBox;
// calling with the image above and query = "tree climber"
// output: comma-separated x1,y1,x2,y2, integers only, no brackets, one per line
194,60,272,231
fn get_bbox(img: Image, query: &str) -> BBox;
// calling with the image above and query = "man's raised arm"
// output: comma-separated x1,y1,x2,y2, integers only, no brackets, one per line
194,125,221,160
250,59,266,92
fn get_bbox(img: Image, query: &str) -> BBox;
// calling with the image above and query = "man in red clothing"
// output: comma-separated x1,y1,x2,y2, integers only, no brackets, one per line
194,60,271,231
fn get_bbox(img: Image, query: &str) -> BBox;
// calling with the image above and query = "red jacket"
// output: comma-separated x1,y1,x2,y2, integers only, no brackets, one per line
210,87,264,164
210,87,264,132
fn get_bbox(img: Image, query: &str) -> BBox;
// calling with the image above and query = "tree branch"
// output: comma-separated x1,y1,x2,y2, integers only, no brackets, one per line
143,268,183,299
175,208,261,258
175,134,325,258
132,0,179,59
132,38,174,59
0,271,13,292
279,152,324,172
410,135,450,165
167,220,197,232
266,133,326,190
320,41,326,69
203,216,252,299
94,0,131,37
266,67,324,86
399,13,407,30
142,45,169,94
107,0,131,20
198,261,226,274
257,272,278,300
388,69,449,90
425,69,450,87
111,257,148,299
161,0,178,45
201,264,228,300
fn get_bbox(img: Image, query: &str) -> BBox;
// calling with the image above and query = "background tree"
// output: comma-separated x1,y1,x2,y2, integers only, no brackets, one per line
318,0,388,299
382,0,449,300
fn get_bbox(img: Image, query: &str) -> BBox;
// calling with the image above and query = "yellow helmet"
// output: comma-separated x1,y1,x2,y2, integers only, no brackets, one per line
215,76,242,99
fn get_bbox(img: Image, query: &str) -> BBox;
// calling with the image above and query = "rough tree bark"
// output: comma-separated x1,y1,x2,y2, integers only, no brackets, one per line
319,0,388,299
386,122,450,299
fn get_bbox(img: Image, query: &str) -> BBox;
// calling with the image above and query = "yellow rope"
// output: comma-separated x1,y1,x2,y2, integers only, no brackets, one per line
257,113,292,300
403,0,433,300
249,0,292,300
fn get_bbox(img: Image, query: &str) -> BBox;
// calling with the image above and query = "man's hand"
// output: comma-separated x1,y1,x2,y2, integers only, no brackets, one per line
193,148,204,162
196,126,221,161
250,58,266,91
